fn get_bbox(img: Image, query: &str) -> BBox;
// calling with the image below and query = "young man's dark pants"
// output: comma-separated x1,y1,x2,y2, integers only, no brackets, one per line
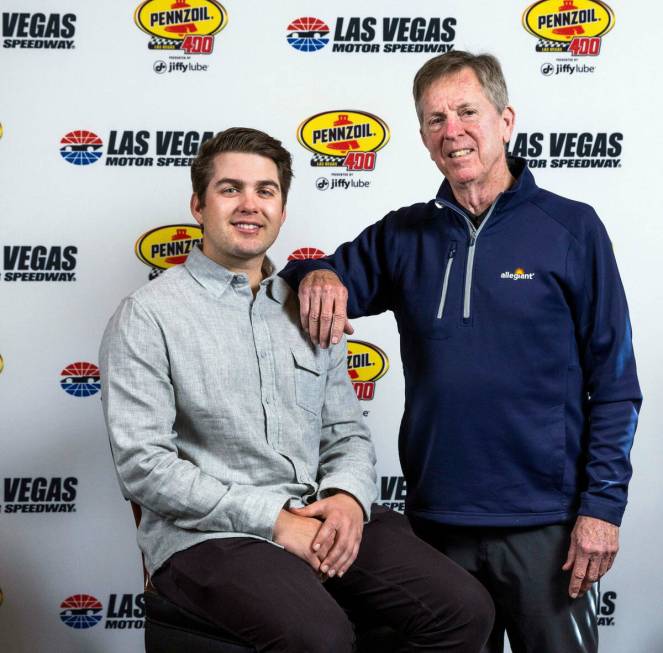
408,518,599,653
153,506,494,652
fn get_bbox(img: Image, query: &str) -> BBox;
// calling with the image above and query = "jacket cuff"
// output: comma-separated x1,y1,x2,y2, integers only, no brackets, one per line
578,495,625,527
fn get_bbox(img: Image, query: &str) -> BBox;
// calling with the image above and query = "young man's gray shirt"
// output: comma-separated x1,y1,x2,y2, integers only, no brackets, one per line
99,245,377,575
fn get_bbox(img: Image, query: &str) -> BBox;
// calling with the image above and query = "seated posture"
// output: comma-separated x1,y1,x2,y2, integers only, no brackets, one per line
100,127,494,652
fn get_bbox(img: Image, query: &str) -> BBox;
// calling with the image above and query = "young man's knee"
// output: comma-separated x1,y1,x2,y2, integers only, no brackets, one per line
284,612,354,653
453,577,495,642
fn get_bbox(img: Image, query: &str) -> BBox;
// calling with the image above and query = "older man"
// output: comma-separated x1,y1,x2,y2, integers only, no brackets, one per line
280,52,641,652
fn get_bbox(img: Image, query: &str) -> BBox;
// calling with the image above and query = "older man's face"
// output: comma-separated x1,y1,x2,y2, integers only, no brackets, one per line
419,67,514,189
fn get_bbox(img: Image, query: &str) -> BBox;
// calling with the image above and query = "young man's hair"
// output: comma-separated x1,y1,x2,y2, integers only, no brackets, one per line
413,51,509,122
191,127,293,206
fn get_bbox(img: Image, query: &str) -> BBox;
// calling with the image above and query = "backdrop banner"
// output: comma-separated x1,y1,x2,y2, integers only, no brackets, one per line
1,2,661,651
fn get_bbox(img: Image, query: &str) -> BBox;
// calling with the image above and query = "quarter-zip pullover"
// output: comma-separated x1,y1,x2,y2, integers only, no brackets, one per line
281,158,641,527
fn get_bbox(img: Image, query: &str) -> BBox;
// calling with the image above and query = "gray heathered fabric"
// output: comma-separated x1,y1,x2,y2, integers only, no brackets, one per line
99,246,377,575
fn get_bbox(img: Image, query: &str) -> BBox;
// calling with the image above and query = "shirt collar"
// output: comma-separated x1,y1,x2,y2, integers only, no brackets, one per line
184,245,290,303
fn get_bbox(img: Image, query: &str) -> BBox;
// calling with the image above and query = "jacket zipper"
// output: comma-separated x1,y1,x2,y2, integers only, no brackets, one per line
437,243,457,319
435,195,501,320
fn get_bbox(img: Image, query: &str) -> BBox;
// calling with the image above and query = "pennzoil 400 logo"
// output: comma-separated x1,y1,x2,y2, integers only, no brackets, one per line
347,340,389,401
298,111,389,170
135,0,227,54
135,224,203,279
523,0,614,64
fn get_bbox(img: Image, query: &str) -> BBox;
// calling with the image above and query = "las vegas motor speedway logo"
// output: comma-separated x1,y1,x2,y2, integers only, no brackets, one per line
60,593,145,630
2,12,76,49
59,129,215,167
60,362,101,398
1,245,77,282
286,15,456,54
134,0,227,73
379,476,406,512
522,0,615,75
508,131,622,168
2,477,77,514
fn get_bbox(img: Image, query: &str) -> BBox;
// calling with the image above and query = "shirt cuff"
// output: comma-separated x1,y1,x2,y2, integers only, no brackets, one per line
317,476,377,522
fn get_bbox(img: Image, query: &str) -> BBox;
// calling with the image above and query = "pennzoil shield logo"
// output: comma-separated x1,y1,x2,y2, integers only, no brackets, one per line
297,110,390,170
134,0,228,54
522,0,614,55
135,224,203,270
347,340,389,401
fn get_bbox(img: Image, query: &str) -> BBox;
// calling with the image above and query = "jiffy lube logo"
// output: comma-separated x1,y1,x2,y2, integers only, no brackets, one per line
135,224,203,278
298,111,389,170
134,0,227,54
347,340,389,401
523,0,614,56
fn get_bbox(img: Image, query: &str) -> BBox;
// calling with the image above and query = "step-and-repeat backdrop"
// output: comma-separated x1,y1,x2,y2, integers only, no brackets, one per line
1,2,661,651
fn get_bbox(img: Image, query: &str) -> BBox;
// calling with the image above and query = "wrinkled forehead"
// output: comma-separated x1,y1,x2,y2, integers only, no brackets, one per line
422,68,488,105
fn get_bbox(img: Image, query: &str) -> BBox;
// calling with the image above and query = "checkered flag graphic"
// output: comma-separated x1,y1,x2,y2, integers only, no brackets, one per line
148,36,182,50
310,153,345,167
535,38,569,53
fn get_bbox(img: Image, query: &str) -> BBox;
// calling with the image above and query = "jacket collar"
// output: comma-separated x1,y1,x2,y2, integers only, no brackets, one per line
434,157,537,220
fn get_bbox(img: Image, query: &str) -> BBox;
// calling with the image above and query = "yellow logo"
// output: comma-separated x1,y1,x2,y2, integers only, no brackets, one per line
135,224,203,270
0,354,4,374
347,340,389,401
298,111,390,169
523,0,614,44
134,0,227,40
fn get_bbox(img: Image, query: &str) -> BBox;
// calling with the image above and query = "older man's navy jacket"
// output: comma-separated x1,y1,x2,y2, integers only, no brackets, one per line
281,159,641,527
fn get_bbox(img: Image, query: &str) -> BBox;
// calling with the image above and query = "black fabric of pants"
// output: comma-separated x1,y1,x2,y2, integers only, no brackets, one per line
408,518,599,653
152,506,494,653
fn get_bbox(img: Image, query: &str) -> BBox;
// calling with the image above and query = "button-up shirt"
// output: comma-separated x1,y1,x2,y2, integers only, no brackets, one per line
99,246,377,575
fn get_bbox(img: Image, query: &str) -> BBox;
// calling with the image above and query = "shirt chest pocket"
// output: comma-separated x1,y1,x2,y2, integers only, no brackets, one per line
291,346,324,415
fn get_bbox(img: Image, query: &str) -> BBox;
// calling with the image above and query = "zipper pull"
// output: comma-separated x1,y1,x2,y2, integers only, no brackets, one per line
449,243,457,259
469,235,476,247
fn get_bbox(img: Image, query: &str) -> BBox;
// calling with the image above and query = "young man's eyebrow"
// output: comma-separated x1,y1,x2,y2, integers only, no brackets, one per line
213,178,280,189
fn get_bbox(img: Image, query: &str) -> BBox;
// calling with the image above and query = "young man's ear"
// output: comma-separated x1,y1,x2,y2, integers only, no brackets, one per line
190,193,203,225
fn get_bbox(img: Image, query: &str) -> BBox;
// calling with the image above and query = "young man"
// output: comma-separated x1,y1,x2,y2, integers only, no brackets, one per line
99,127,493,652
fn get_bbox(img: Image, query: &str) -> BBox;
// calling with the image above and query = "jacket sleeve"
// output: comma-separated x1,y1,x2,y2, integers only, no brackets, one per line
279,215,396,318
99,297,286,540
570,215,642,526
315,336,378,519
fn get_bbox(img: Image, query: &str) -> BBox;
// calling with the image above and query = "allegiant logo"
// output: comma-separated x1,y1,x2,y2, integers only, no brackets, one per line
501,268,536,280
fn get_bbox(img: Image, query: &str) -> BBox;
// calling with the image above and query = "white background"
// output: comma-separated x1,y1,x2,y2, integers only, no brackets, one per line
1,1,661,651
